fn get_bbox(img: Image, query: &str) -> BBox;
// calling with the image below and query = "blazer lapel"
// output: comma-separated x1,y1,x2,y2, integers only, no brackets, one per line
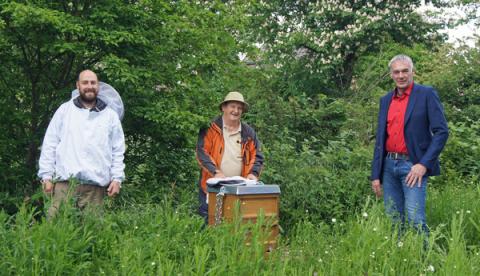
404,83,418,125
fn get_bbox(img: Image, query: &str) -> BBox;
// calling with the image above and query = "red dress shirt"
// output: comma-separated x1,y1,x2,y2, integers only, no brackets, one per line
385,82,414,153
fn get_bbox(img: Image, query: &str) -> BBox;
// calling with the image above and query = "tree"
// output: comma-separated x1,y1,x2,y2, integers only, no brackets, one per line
247,0,445,96
0,0,251,201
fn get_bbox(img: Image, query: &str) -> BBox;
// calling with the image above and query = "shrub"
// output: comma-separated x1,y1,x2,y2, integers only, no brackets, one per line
262,131,371,230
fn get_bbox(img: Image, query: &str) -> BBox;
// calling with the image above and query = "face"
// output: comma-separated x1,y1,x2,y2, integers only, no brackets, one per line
222,101,244,123
390,60,414,91
76,70,99,103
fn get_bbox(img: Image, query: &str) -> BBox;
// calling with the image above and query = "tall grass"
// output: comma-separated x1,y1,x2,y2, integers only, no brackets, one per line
1,182,479,275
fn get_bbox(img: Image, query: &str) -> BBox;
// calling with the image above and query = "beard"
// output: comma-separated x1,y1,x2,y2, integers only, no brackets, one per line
79,89,98,103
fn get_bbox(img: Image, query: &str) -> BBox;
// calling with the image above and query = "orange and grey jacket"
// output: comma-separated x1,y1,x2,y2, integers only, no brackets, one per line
196,116,264,193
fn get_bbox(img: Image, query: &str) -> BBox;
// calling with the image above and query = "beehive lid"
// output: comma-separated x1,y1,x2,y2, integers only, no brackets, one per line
220,184,280,195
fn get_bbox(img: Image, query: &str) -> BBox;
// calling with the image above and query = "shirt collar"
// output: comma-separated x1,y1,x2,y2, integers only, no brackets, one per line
222,118,241,134
73,96,107,112
394,82,414,99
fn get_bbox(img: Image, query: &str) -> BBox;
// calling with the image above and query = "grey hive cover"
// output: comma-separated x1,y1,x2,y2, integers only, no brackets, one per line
71,82,124,120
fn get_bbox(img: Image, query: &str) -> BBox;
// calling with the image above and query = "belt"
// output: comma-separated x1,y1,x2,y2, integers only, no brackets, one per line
386,152,409,160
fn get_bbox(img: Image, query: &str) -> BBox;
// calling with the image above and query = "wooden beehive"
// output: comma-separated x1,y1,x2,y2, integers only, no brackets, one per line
207,185,280,252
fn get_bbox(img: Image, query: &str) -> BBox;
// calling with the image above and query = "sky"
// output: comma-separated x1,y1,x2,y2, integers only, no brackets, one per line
418,1,480,47
446,22,479,46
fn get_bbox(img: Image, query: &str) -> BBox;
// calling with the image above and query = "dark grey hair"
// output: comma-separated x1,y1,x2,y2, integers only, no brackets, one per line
388,55,414,72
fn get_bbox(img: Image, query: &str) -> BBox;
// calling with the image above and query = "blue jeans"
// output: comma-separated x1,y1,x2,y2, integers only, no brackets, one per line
382,158,429,234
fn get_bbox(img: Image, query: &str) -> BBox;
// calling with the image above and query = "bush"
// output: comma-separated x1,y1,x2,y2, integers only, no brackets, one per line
262,131,371,230
441,121,480,177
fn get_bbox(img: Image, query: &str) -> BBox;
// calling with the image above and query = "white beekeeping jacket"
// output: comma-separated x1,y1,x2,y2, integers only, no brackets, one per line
38,99,125,186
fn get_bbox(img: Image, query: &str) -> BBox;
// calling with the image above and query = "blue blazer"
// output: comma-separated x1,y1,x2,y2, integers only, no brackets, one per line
371,83,449,181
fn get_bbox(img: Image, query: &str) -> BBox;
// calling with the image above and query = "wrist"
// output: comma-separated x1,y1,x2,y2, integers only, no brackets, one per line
112,179,122,188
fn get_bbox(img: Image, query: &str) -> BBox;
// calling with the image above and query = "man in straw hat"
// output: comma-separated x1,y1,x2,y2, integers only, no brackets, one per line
196,91,264,222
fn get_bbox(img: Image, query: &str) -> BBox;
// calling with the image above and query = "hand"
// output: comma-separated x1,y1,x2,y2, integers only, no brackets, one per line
42,180,54,195
107,181,121,197
214,171,225,178
371,179,382,198
406,164,427,188
246,174,258,181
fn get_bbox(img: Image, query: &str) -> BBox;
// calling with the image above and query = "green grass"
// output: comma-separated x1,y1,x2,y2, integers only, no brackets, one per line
1,182,479,275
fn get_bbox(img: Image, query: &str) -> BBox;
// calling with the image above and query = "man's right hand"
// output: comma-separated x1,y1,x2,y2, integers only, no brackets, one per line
214,171,226,178
42,180,54,194
371,179,382,198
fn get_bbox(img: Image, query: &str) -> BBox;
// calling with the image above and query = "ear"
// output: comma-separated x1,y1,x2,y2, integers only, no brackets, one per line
76,81,80,90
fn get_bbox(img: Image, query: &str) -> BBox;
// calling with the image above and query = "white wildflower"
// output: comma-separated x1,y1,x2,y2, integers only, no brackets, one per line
427,265,435,272
397,241,404,248
362,212,368,218
331,218,337,223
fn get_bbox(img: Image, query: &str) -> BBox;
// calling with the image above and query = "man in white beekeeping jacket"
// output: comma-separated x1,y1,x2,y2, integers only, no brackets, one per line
38,70,125,218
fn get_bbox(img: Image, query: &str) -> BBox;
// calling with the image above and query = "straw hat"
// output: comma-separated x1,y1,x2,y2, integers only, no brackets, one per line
219,91,249,112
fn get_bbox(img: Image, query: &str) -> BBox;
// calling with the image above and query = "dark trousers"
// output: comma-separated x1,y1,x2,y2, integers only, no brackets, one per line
198,187,208,225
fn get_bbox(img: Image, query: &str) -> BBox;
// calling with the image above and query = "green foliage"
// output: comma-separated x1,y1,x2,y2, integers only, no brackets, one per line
354,41,436,94
427,45,480,123
0,0,168,194
261,132,371,230
248,0,444,95
1,1,480,272
1,182,479,274
441,121,480,177
0,0,252,199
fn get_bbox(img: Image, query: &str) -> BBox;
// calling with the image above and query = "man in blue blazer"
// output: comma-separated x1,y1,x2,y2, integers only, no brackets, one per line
371,55,449,234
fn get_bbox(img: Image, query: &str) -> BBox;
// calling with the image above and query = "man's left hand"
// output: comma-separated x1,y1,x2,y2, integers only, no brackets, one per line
107,181,121,197
406,164,427,188
246,174,258,181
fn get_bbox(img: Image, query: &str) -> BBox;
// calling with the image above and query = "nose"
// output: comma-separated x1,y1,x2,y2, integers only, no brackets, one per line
86,83,97,91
